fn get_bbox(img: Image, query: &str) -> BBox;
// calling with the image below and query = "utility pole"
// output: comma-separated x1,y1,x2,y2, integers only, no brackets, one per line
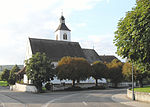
132,63,135,100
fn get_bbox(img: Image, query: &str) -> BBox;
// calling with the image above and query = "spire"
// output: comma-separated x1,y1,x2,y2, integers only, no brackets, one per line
60,16,65,23
60,10,65,23
61,9,63,16
55,12,71,32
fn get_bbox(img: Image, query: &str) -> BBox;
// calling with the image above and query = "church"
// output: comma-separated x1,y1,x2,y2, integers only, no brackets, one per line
25,14,101,66
21,14,117,84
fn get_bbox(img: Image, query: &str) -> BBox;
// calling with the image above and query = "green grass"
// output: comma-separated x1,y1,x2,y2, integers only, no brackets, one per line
0,81,8,86
42,87,46,91
132,86,150,93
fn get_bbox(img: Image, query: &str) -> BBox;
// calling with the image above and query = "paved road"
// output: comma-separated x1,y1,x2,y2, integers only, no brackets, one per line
43,89,131,107
0,87,132,107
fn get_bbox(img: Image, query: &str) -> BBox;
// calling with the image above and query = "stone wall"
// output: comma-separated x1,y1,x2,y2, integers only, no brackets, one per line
127,89,150,102
52,83,99,91
10,83,37,93
108,82,136,87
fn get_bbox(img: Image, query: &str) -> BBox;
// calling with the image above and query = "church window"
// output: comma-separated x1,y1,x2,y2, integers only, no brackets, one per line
63,33,67,40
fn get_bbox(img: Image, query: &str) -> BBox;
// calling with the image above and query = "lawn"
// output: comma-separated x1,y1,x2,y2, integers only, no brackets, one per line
132,86,150,93
0,81,8,86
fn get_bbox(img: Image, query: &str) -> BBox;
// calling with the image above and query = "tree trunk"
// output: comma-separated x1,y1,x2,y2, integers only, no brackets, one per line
77,79,80,84
95,79,98,86
38,82,42,92
35,81,42,93
139,80,143,87
114,83,118,88
72,80,75,87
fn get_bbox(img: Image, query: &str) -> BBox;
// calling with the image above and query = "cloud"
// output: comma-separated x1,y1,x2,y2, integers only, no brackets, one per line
0,0,106,65
106,0,110,3
51,0,103,17
76,33,125,62
76,23,87,27
78,34,115,53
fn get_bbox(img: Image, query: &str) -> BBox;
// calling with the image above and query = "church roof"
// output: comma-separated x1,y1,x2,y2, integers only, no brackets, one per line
29,38,85,62
82,49,101,63
55,23,71,32
99,55,118,63
16,66,26,75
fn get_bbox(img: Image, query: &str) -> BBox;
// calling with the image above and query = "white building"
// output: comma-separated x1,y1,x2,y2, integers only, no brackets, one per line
22,14,111,84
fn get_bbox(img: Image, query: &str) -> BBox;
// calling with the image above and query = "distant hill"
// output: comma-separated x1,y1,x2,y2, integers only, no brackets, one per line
0,65,24,72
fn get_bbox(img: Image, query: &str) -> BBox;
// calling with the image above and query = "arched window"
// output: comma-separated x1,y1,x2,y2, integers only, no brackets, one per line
63,33,67,40
56,35,58,40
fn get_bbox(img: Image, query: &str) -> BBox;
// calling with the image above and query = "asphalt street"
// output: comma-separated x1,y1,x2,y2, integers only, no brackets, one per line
0,87,133,107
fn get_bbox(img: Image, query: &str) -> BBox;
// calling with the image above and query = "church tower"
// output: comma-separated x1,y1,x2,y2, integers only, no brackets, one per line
55,14,71,41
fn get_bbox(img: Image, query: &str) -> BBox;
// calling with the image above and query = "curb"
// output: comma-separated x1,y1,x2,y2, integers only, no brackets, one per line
112,94,150,107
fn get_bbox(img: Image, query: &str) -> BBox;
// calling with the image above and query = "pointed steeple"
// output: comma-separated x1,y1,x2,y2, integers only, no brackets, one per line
60,15,65,23
55,14,71,32
55,12,71,41
60,10,65,23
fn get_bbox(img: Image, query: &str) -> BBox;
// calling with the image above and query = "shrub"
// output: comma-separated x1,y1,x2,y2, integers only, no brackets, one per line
45,83,52,90
65,86,82,91
8,78,16,85
88,85,106,90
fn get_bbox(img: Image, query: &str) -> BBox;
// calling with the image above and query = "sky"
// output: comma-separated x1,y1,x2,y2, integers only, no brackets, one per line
0,0,136,65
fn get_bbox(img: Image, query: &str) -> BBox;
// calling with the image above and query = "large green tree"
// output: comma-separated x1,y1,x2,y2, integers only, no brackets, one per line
0,69,10,81
107,59,123,87
122,62,148,87
91,61,107,86
8,65,20,85
56,56,91,87
25,52,55,92
114,0,150,71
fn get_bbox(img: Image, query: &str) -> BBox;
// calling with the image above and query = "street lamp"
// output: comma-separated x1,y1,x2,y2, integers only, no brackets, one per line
132,63,135,100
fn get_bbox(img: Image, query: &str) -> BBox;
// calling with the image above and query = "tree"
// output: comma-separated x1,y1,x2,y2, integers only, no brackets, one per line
8,65,20,85
25,52,55,92
91,61,107,86
107,59,123,87
56,56,91,87
1,69,10,81
114,0,150,71
122,62,148,87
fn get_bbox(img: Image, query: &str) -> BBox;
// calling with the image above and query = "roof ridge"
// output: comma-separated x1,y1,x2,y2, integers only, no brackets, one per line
82,48,95,50
29,38,78,43
99,55,116,56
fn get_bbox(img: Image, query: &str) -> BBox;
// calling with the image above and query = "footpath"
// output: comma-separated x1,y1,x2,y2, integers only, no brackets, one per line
112,93,150,107
1,86,150,107
0,86,24,107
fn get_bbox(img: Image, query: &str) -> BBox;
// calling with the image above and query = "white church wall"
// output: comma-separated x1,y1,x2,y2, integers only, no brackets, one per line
23,74,28,84
60,30,71,41
25,38,32,63
55,30,71,41
55,31,60,40
23,74,32,84
23,38,33,84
